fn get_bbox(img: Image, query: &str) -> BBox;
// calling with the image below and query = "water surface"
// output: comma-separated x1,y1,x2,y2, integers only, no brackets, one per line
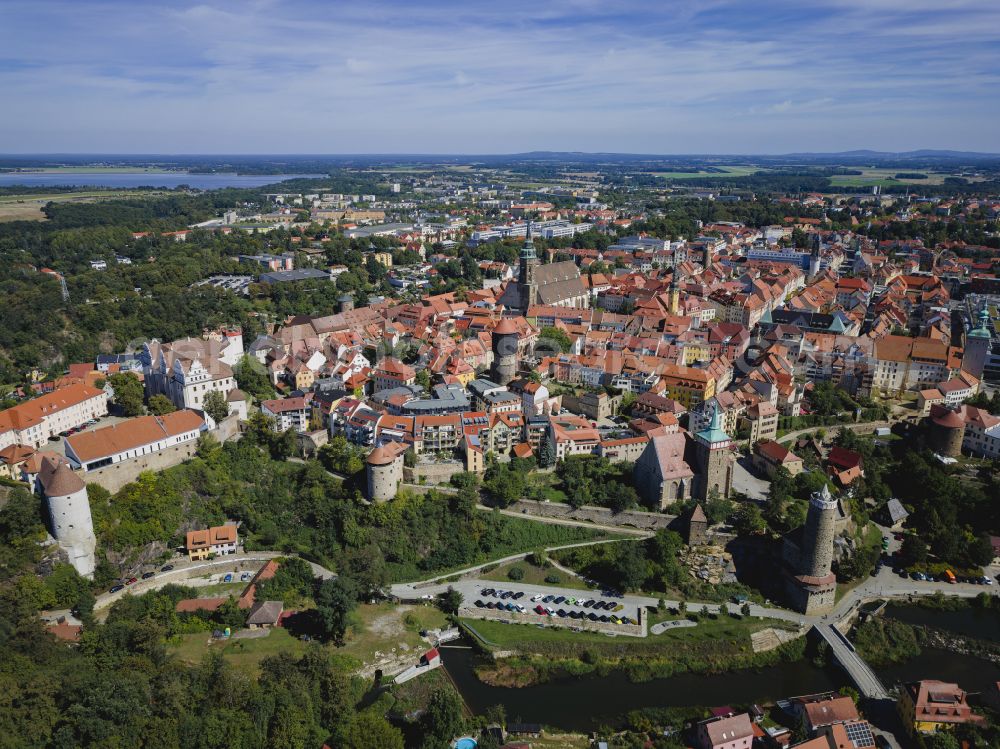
0,172,325,189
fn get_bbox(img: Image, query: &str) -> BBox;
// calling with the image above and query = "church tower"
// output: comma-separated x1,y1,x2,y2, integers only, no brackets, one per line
668,269,681,316
517,221,539,313
963,306,993,379
692,402,734,500
808,234,822,279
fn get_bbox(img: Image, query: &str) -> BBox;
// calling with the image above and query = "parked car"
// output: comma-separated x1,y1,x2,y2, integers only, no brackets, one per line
109,584,124,594
475,600,485,608
534,605,546,615
512,591,525,600
224,573,233,583
141,572,155,580
161,564,174,572
553,596,565,604
530,594,543,602
125,577,138,585
542,595,554,603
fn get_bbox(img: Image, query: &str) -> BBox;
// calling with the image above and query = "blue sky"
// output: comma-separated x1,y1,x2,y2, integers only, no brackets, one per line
1,0,998,154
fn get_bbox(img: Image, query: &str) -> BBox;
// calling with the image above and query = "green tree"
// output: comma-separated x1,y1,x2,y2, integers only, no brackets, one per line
203,389,229,424
147,394,176,416
108,372,145,416
415,368,431,390
538,326,573,353
340,712,404,749
420,688,465,749
733,504,767,536
315,577,358,644
233,355,274,401
437,587,463,615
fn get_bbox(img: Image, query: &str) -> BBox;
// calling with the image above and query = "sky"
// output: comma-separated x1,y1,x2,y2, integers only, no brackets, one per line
1,0,999,154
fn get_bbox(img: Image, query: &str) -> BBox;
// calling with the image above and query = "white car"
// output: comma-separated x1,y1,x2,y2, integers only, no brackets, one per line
531,594,543,602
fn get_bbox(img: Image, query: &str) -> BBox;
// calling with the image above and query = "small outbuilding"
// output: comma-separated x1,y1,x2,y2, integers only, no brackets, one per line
246,600,283,629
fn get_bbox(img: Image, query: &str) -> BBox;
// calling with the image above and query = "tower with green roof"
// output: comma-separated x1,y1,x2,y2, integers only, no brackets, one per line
963,306,993,379
691,401,734,500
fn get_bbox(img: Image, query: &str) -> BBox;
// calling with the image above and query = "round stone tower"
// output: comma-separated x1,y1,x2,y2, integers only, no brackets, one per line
38,456,97,578
928,406,965,457
338,293,355,314
491,317,520,386
366,444,404,502
800,484,837,579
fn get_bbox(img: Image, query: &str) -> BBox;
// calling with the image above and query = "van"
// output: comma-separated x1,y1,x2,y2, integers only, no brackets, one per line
944,569,956,584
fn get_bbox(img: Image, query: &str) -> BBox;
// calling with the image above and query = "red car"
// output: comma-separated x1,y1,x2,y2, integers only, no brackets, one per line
125,577,138,585
534,605,547,615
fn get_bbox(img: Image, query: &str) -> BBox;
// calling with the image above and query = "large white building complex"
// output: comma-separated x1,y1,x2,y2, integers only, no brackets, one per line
0,383,108,450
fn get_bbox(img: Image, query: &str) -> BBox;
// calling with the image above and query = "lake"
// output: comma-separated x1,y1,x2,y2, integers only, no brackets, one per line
0,172,325,190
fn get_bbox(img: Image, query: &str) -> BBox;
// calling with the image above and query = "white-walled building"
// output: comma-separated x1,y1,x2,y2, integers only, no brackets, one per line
142,333,242,411
0,384,108,450
64,410,205,472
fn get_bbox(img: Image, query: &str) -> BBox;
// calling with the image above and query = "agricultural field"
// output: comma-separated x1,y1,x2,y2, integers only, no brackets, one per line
827,168,950,187
0,189,171,221
649,166,759,179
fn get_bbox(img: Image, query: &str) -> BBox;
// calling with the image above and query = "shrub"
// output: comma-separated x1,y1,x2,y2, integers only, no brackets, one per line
544,572,562,584
507,566,525,581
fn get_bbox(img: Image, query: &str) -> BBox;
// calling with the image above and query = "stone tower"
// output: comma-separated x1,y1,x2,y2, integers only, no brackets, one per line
800,484,837,579
365,443,406,502
783,483,838,615
491,317,520,386
691,401,734,500
963,306,992,379
37,456,97,578
338,293,355,314
927,405,965,457
516,221,539,313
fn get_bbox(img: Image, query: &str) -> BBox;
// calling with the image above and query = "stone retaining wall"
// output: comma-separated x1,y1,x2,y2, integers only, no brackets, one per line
509,499,677,531
404,461,464,485
459,604,646,638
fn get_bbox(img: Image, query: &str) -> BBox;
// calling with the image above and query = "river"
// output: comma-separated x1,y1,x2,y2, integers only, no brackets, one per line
441,644,847,732
440,604,1000,731
0,172,325,189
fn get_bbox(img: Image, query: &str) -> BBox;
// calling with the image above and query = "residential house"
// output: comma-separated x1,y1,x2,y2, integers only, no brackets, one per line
0,383,108,450
186,525,239,561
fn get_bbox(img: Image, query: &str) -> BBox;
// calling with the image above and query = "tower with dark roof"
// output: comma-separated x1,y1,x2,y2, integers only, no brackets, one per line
37,456,96,578
491,317,520,386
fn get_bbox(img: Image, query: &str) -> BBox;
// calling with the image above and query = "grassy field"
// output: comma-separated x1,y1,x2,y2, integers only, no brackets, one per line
828,168,949,187
527,472,569,503
338,602,449,663
464,610,782,652
167,602,449,673
170,628,310,672
480,559,591,591
649,166,759,179
0,189,169,222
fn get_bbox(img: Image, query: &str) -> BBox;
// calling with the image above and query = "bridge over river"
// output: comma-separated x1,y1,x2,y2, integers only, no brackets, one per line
813,623,889,700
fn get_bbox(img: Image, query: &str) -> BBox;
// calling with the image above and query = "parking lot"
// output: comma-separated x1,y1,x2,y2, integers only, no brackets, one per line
471,585,640,626
42,413,131,459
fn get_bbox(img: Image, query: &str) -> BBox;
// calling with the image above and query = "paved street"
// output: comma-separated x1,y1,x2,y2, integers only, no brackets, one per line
731,456,770,501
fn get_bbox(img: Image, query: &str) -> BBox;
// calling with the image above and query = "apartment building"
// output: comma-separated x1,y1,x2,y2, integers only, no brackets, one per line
0,383,108,450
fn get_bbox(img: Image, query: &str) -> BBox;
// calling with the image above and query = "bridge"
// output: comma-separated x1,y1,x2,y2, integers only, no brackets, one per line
813,624,890,700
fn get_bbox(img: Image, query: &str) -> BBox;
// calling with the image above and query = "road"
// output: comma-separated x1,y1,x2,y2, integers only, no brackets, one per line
731,456,770,501
777,420,891,445
89,551,335,612
477,503,653,537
